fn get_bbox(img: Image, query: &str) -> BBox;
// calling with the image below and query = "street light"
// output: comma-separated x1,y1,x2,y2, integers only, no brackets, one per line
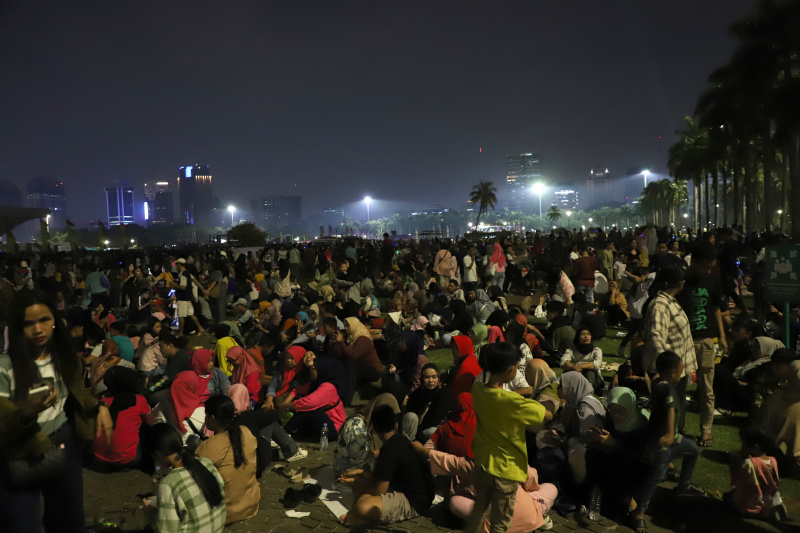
566,210,572,228
364,196,372,221
588,217,593,224
642,169,650,188
532,183,545,219
227,205,235,226
104,240,109,247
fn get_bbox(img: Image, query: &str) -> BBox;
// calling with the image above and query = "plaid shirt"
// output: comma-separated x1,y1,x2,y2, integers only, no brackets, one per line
158,456,226,533
643,291,697,376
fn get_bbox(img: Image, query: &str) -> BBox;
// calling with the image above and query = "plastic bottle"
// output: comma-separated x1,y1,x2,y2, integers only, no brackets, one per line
588,486,602,521
320,423,329,450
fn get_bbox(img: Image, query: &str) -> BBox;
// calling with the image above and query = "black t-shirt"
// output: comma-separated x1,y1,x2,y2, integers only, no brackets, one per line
165,350,191,381
373,432,434,514
678,273,722,339
649,380,677,441
176,270,193,302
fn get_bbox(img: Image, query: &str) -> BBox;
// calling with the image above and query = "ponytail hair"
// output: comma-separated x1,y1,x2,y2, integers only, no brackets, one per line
204,395,247,468
147,424,223,507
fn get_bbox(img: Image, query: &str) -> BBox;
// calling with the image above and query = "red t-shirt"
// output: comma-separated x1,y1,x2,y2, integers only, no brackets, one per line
93,395,150,465
571,256,598,287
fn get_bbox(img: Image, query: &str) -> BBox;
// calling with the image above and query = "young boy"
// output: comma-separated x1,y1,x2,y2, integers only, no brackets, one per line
631,351,704,533
110,321,135,363
465,342,546,533
339,404,434,526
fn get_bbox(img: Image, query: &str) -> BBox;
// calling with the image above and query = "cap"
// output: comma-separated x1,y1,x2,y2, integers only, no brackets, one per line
176,258,187,264
235,298,248,307
220,251,227,257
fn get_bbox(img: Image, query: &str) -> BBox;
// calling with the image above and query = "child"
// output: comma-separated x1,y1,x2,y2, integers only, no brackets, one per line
110,321,135,363
465,342,546,533
728,428,783,518
631,351,704,533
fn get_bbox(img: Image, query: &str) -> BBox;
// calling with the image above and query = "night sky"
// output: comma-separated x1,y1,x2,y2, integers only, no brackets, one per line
0,1,756,224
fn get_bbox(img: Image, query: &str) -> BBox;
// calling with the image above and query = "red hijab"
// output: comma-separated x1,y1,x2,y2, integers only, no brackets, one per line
276,346,305,397
490,243,506,269
450,336,482,396
432,393,476,458
169,370,211,433
227,346,260,385
191,349,215,377
487,325,505,343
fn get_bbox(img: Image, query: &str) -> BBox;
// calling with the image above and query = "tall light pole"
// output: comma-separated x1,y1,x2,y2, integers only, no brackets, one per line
642,169,650,189
364,196,371,222
227,205,235,226
566,210,572,229
532,183,545,220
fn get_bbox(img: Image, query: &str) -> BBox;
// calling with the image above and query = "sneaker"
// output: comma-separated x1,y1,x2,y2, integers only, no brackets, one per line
538,515,554,530
287,448,308,462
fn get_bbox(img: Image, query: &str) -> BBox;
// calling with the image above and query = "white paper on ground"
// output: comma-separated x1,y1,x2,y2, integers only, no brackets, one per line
285,510,311,518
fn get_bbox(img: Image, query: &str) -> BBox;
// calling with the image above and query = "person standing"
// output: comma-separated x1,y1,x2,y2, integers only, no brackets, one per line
172,258,205,337
643,265,697,435
570,247,599,304
677,246,726,448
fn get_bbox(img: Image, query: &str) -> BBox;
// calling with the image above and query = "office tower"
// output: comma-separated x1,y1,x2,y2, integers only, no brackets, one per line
585,168,612,210
505,151,543,211
553,187,580,211
144,181,174,225
253,195,302,229
105,186,135,226
178,165,213,226
27,177,67,229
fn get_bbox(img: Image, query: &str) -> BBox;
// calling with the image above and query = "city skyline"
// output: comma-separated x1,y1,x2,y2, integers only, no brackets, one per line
0,1,755,225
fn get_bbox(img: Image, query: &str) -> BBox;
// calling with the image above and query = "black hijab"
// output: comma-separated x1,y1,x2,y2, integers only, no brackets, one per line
573,327,595,356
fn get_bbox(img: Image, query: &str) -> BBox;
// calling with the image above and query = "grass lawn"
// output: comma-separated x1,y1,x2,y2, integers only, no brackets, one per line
424,323,800,516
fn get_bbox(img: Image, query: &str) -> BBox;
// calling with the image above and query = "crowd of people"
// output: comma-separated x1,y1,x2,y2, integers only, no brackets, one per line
0,223,797,533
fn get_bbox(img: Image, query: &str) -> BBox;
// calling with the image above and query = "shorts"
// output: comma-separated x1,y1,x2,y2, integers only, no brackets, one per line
379,492,419,524
177,300,194,318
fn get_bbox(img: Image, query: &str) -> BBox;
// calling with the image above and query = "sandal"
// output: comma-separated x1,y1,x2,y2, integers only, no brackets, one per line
698,436,713,448
665,467,680,482
675,483,706,496
630,516,649,533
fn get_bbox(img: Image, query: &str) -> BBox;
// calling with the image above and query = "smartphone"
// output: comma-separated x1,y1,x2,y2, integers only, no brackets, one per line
168,289,176,297
29,384,51,398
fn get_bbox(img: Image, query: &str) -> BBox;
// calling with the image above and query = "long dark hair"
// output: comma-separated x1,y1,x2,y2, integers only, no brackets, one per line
147,423,223,507
204,396,247,468
7,289,82,402
144,316,162,337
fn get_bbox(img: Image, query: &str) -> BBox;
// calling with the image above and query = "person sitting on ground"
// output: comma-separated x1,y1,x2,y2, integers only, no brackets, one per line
212,323,239,377
330,317,383,403
560,327,605,394
146,333,190,404
197,396,259,525
402,363,455,442
338,404,435,526
428,392,475,458
225,346,262,406
726,428,783,518
464,341,546,533
145,423,226,532
759,348,800,470
93,366,152,469
446,335,483,396
528,300,575,362
90,339,135,395
632,351,704,533
109,321,135,363
191,349,230,398
136,316,166,379
232,298,255,335
605,280,630,327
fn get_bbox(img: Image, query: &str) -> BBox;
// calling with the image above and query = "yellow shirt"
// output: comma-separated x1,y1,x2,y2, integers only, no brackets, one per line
471,381,546,482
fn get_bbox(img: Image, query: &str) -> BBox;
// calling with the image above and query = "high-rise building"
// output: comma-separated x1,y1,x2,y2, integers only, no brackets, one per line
553,187,580,211
178,165,213,226
253,196,302,229
105,186,135,226
505,152,543,211
144,181,174,225
27,177,66,229
585,168,612,209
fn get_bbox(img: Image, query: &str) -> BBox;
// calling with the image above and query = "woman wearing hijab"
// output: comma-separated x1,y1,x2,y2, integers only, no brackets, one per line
487,325,505,344
90,339,135,395
488,242,507,288
558,372,605,485
264,346,305,410
526,359,560,418
93,367,151,468
403,363,455,442
430,393,475,458
330,317,383,403
227,385,307,473
167,369,212,440
513,312,543,358
585,387,650,519
388,330,430,396
226,346,262,405
191,349,231,398
560,327,604,394
447,335,483,396
281,352,347,439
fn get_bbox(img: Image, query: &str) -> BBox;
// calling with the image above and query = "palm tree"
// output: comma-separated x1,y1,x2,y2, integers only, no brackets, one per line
546,205,561,225
469,181,498,227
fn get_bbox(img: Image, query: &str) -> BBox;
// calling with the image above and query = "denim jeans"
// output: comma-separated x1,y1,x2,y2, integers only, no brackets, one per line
575,284,595,303
637,435,700,513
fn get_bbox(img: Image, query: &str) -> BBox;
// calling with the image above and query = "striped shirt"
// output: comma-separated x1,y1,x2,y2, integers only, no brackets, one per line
643,291,697,376
157,456,227,533
0,353,68,436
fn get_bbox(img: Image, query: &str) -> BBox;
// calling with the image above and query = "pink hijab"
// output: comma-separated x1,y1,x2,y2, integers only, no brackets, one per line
227,384,251,415
490,243,506,269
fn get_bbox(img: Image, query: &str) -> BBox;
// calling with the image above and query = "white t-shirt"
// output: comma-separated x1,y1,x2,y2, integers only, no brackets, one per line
475,346,532,393
0,353,68,436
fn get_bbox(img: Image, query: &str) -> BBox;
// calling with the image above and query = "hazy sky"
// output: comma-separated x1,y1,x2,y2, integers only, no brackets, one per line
0,1,756,224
